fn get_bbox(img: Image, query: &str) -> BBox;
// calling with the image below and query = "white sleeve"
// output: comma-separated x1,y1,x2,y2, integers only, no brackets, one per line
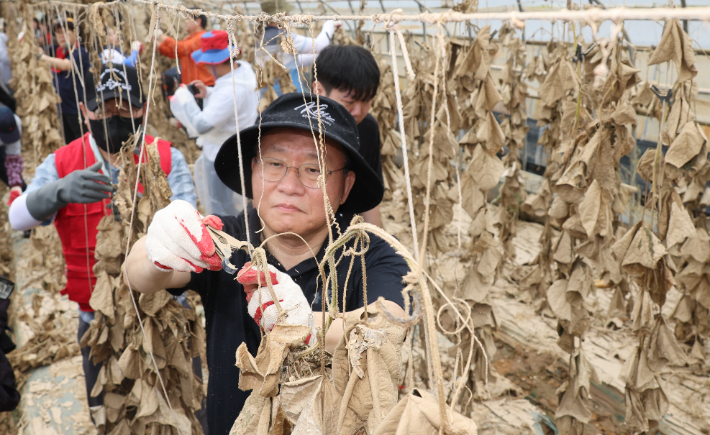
296,53,316,68
295,21,335,54
169,86,203,137
9,193,45,231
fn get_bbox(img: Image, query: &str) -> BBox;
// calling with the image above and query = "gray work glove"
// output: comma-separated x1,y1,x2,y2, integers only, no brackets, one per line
26,162,115,222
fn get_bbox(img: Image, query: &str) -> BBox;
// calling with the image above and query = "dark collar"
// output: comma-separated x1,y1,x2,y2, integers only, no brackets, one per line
243,208,347,278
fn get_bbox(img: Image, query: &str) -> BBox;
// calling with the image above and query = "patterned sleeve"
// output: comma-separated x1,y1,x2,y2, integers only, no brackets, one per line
166,147,197,208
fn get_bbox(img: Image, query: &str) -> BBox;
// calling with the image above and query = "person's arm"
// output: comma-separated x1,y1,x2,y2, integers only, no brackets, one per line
126,200,222,294
125,41,141,67
8,154,59,230
159,35,201,58
124,236,191,294
10,161,114,231
124,50,138,67
296,21,336,54
313,300,404,353
40,53,71,71
5,123,23,191
180,84,235,135
166,147,197,208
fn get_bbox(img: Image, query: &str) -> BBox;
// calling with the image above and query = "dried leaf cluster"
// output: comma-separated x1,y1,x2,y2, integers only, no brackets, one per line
230,307,476,435
495,23,530,259
5,4,64,171
82,136,205,435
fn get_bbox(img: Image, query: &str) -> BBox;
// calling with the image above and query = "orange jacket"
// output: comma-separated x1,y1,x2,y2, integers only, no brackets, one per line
158,31,215,86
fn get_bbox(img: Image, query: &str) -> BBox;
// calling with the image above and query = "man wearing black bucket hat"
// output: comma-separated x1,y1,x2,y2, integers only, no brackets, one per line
125,93,409,435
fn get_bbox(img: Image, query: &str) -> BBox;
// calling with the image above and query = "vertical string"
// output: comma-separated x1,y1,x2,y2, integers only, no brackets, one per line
388,28,419,260
120,7,183,433
226,18,252,254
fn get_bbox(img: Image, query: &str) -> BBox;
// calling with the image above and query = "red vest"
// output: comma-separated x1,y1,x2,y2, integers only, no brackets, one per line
54,133,172,311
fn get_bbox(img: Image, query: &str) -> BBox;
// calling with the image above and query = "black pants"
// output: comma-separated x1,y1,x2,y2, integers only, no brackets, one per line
62,113,84,144
77,317,104,409
78,302,209,433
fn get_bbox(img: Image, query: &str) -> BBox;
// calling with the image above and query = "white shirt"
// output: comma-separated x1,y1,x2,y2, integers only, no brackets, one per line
170,61,259,160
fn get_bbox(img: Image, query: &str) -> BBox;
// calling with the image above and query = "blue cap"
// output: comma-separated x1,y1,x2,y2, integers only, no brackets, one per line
0,106,19,144
191,30,238,65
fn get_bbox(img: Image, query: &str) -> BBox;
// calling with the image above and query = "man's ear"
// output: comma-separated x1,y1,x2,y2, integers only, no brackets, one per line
339,170,356,206
313,80,327,97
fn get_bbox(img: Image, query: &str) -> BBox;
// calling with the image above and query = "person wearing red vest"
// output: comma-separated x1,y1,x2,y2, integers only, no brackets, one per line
8,65,200,424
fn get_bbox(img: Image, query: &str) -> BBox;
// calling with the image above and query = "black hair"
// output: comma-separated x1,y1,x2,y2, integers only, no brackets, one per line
198,14,208,29
313,45,380,102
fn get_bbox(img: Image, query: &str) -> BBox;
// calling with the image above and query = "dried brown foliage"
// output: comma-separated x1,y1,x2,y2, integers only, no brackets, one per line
83,135,205,434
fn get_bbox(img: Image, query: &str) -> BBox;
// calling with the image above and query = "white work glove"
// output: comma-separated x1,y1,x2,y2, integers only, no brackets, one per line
153,29,164,40
131,40,142,53
237,262,317,346
144,199,223,273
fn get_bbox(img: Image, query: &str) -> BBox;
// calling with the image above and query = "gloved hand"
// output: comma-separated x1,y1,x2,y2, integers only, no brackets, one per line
237,263,317,346
153,29,165,42
144,199,223,273
131,40,142,53
25,162,114,222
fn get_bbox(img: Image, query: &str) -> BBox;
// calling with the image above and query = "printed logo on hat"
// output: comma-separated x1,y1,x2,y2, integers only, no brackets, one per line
96,68,132,93
294,102,335,126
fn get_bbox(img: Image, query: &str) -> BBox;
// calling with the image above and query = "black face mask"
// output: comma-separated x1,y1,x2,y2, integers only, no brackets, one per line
89,115,142,154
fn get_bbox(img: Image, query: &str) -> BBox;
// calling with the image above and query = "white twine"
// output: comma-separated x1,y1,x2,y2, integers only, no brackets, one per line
388,29,419,261
120,7,184,433
226,18,252,255
127,1,710,24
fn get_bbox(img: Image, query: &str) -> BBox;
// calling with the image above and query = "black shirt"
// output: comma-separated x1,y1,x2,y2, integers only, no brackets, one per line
357,113,383,183
338,113,384,225
170,209,408,435
52,45,91,115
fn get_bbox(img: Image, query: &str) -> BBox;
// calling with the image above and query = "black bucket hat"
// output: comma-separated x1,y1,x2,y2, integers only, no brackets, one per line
215,92,384,214
86,65,144,111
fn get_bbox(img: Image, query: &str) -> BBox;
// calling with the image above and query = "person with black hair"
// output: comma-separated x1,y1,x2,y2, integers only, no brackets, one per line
155,14,215,87
313,44,384,226
38,17,91,143
124,93,408,435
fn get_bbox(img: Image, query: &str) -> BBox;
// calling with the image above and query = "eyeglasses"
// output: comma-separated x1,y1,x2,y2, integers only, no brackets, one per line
255,157,347,189
94,103,137,121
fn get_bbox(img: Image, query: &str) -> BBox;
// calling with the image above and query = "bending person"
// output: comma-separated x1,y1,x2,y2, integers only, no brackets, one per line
169,30,258,216
8,66,202,427
125,93,409,435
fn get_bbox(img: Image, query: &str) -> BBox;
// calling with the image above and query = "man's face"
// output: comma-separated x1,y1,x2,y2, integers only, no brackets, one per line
107,28,119,47
251,128,356,239
325,88,372,125
185,19,201,34
54,28,66,46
